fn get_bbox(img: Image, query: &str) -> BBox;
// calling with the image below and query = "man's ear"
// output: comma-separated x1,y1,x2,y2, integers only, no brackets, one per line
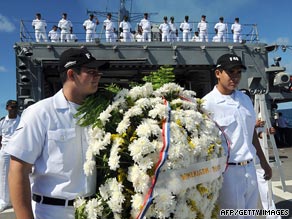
67,69,75,81
215,69,221,79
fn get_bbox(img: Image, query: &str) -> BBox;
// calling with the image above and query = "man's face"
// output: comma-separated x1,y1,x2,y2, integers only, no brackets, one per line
6,104,18,118
216,66,242,95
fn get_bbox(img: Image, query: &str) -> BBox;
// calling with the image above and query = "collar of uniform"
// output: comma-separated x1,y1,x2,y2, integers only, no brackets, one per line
53,89,70,110
213,86,236,104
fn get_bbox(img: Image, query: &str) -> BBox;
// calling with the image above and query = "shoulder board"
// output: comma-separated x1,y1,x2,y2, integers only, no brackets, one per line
0,117,4,121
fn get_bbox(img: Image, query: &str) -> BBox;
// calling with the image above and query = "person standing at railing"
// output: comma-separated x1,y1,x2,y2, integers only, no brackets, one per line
179,15,192,42
159,16,170,42
48,25,60,42
231,17,242,43
103,13,116,42
58,13,73,42
169,16,178,42
32,13,48,42
139,13,152,42
119,15,132,42
214,17,227,42
83,14,99,42
197,15,208,42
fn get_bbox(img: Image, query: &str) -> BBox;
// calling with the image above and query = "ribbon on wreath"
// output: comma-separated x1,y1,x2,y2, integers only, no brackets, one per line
136,98,171,219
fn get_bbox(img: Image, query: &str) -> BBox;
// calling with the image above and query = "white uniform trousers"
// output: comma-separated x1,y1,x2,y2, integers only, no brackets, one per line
169,32,177,42
142,30,151,42
217,31,226,42
32,201,74,219
105,31,115,42
35,30,48,42
256,168,281,219
199,31,208,42
219,163,259,219
182,31,190,42
122,31,132,42
161,31,170,42
85,30,96,42
60,30,70,42
0,147,10,208
233,33,242,43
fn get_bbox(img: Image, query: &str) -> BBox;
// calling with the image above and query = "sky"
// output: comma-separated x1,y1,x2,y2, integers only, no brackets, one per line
1,0,292,117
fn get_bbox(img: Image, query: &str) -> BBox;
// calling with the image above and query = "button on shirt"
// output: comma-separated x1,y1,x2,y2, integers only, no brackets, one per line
203,86,257,163
4,90,96,199
0,115,20,147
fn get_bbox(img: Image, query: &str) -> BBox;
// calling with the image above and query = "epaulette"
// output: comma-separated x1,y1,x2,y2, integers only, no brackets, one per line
0,117,4,121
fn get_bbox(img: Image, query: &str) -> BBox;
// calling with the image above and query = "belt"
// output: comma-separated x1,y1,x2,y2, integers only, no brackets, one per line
228,159,253,166
32,194,94,206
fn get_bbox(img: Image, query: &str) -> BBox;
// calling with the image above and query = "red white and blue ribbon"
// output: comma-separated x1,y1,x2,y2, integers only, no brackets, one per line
136,98,171,219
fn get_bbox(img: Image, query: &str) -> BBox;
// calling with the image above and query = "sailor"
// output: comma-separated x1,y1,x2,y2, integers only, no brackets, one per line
103,13,116,42
83,14,99,42
119,15,132,42
169,16,178,42
48,25,60,42
139,13,152,42
191,31,200,42
32,13,48,42
231,17,242,43
159,16,170,42
197,15,208,42
179,15,192,42
58,13,73,42
214,17,228,42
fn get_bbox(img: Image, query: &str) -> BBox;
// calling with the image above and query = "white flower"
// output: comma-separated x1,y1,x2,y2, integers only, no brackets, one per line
85,198,103,219
128,164,150,193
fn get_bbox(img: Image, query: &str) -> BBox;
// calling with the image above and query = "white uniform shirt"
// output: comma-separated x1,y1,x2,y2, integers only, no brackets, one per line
197,20,208,32
58,19,73,32
4,90,96,199
139,18,151,32
203,86,257,162
231,23,242,34
214,22,227,33
169,22,177,33
0,115,20,146
159,23,170,33
48,30,60,42
119,21,132,32
103,19,115,32
179,21,192,32
83,19,97,32
32,19,47,31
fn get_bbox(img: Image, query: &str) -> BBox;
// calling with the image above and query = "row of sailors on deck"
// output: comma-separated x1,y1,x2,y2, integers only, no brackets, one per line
32,13,243,43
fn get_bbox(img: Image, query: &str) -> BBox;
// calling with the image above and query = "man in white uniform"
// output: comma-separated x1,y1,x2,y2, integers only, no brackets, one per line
119,15,132,42
214,17,228,42
0,100,20,212
159,16,170,42
103,13,116,42
197,15,208,42
83,14,99,42
48,25,60,42
191,31,200,42
5,48,109,219
58,13,73,42
169,16,178,42
139,13,152,42
179,15,192,42
32,13,48,42
231,17,242,43
203,54,272,219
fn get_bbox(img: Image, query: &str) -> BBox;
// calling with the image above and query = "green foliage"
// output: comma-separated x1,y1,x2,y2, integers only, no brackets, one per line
75,84,121,128
142,66,175,90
